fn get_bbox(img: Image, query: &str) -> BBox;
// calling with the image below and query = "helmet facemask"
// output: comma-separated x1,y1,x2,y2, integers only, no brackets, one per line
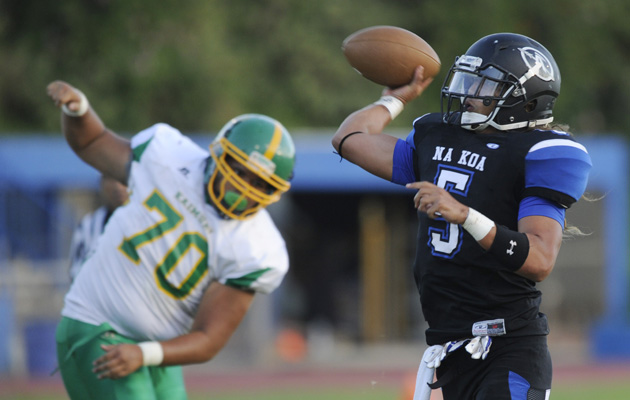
442,56,522,131
205,114,294,220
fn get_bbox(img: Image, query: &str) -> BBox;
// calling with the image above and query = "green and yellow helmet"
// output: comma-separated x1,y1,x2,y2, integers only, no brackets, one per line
206,114,296,220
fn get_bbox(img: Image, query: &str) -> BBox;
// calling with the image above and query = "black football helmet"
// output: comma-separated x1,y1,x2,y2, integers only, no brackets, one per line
441,33,561,131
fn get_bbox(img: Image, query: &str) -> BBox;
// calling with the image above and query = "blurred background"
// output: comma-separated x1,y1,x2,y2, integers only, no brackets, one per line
1,0,630,398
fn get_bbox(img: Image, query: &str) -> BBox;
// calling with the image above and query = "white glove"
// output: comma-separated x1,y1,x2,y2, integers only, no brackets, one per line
425,341,465,369
423,345,446,369
465,336,492,360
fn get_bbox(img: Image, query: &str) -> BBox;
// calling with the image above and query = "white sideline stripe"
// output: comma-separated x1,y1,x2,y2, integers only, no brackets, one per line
528,139,587,154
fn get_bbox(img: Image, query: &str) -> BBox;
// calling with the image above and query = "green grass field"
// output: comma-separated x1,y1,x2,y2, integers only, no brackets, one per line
194,382,630,400
3,381,630,400
4,360,630,400
549,384,630,400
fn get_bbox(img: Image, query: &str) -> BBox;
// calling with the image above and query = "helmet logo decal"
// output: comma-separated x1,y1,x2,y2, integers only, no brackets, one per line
519,47,555,82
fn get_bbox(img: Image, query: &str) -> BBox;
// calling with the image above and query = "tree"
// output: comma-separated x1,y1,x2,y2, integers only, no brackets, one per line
1,0,629,135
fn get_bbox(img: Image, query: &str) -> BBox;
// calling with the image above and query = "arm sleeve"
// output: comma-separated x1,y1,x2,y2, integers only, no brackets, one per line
216,215,289,295
219,249,288,295
523,138,592,208
518,196,565,229
391,133,417,185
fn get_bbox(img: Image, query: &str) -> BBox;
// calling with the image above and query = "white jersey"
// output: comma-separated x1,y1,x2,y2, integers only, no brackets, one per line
62,123,289,341
68,206,110,282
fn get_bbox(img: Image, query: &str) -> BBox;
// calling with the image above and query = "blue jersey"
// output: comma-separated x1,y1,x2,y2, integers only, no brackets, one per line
392,113,591,344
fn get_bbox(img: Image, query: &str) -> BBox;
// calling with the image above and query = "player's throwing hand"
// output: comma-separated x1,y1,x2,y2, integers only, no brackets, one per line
382,65,434,105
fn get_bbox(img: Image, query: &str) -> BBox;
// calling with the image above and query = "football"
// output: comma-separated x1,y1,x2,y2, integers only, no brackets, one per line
342,26,441,88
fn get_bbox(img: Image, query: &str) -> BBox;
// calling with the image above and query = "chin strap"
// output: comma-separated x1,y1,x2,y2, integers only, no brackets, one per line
461,111,554,132
460,112,492,131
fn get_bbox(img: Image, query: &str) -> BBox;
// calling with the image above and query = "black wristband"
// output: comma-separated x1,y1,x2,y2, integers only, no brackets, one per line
488,225,530,272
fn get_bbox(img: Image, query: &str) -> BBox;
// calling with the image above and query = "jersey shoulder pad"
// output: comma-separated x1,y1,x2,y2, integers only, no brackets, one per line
217,210,288,294
412,112,442,129
130,123,206,164
523,131,592,208
410,113,443,143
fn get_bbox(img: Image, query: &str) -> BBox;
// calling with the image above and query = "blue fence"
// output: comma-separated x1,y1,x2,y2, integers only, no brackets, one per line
0,132,628,375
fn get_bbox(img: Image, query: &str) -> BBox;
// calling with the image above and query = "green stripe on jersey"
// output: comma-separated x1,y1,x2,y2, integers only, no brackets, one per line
133,137,153,161
226,268,271,290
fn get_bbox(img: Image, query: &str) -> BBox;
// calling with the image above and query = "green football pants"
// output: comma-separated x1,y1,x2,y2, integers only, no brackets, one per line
56,317,187,400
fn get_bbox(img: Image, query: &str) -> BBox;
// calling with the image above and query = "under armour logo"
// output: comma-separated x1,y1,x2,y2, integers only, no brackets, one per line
179,167,190,176
506,240,517,256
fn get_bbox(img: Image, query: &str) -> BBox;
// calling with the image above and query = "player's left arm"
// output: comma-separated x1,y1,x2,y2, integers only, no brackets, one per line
162,281,255,365
407,183,566,282
513,215,563,281
509,135,592,280
409,135,591,282
92,281,254,379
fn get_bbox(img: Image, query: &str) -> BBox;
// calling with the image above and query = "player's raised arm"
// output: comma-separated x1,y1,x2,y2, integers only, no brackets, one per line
331,65,433,180
47,81,131,184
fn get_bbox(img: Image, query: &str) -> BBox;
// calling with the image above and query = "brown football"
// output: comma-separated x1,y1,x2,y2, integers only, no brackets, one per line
342,25,441,88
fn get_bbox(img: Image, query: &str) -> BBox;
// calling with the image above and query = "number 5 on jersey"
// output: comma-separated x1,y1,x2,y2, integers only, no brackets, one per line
428,166,473,258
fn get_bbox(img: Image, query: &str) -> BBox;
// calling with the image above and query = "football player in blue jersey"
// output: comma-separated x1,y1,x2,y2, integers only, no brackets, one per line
333,33,591,400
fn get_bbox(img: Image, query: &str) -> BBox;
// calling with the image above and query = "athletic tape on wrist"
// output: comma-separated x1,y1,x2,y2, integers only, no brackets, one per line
61,90,89,117
489,225,530,272
373,96,404,120
138,341,164,366
462,207,494,241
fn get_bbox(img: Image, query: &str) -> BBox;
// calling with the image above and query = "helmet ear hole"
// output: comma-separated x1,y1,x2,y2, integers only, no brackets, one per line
525,100,537,113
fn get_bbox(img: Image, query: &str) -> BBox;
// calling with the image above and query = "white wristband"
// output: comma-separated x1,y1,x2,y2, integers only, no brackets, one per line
462,207,494,241
138,341,164,366
61,90,89,117
373,95,404,120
